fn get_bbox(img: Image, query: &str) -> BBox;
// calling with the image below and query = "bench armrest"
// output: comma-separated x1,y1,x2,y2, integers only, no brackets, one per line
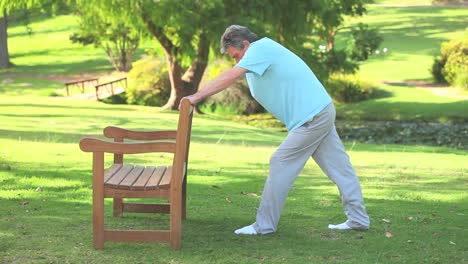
104,126,177,141
79,137,176,154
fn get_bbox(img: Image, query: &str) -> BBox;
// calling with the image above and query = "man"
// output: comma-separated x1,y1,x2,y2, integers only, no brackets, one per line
184,25,370,235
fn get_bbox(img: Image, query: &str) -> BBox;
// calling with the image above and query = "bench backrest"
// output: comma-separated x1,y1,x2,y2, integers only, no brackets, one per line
172,98,194,187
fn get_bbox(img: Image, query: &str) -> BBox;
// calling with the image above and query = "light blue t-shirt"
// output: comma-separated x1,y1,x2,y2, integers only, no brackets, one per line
236,38,332,131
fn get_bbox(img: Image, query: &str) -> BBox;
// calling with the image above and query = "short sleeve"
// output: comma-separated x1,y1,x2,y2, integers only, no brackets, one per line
236,44,271,76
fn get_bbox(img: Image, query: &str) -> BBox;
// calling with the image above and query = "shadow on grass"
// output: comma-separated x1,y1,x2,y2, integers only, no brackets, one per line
336,100,468,123
1,158,466,263
1,57,113,76
365,6,468,53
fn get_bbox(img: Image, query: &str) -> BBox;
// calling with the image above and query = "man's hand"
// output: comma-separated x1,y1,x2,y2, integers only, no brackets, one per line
178,66,247,110
179,94,198,110
184,94,199,105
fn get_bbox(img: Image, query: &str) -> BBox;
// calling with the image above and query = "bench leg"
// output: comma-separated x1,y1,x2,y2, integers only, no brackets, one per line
113,198,123,217
182,177,187,220
93,152,105,249
170,192,182,250
93,194,105,249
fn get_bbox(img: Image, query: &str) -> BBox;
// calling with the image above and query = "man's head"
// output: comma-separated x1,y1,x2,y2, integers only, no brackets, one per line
220,25,258,63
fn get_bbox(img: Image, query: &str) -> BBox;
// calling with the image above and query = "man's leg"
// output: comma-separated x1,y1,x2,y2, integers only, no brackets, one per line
236,104,335,235
312,126,370,230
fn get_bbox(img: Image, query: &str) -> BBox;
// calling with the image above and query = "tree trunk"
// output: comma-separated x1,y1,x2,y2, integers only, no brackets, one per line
161,35,209,111
142,12,210,110
327,29,336,51
161,50,186,110
0,9,12,69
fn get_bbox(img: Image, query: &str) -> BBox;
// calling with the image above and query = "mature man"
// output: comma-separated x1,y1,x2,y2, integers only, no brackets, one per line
184,25,370,235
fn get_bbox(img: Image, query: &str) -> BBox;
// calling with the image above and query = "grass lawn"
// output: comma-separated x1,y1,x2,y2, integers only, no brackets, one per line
0,96,467,263
342,6,468,82
332,5,468,123
0,4,467,263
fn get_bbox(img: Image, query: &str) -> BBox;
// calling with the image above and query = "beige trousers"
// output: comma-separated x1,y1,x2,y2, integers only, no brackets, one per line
253,103,370,233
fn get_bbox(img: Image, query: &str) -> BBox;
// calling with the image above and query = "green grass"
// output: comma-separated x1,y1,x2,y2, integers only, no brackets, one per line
331,5,468,123
6,15,160,76
0,7,467,262
0,95,466,263
340,6,468,82
0,77,64,96
335,83,468,123
7,15,112,75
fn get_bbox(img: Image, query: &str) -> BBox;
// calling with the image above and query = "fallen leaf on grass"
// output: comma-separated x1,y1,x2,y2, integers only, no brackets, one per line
385,231,394,238
225,198,232,203
319,200,332,205
240,192,258,197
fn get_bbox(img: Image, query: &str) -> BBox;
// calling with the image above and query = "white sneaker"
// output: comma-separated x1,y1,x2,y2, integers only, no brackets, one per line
234,225,257,235
328,222,352,230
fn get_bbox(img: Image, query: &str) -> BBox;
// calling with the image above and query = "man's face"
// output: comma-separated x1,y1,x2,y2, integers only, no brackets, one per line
226,41,249,63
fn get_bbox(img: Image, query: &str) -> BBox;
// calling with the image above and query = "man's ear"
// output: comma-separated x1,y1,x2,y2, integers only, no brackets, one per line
242,40,250,49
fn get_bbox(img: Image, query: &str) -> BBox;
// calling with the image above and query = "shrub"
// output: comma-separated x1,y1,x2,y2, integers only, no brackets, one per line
431,38,468,90
454,68,468,90
430,56,447,83
201,79,264,115
126,57,171,106
325,74,377,103
200,59,264,115
442,39,467,86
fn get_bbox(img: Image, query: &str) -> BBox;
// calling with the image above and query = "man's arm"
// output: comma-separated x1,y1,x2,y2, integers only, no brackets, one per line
184,66,247,105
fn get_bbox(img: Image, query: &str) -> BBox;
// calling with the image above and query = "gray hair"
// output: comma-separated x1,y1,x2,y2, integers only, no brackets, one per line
220,25,258,54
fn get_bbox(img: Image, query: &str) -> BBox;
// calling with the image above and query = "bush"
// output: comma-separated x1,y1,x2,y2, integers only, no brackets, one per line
126,57,171,106
430,57,447,83
200,79,264,115
454,68,468,90
325,74,378,103
431,38,468,90
200,59,264,115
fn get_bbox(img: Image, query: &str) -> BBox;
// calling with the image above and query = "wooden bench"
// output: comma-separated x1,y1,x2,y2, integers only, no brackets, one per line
79,98,193,250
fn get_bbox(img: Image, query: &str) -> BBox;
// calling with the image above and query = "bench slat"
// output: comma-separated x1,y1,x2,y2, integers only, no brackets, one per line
132,166,156,189
106,164,134,186
145,166,167,189
159,166,173,187
104,164,122,182
119,165,145,187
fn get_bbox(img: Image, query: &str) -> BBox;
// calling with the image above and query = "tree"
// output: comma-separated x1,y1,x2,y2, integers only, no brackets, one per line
244,0,379,79
5,0,377,109
77,0,374,110
0,0,70,69
70,16,140,72
0,8,12,68
75,0,244,110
